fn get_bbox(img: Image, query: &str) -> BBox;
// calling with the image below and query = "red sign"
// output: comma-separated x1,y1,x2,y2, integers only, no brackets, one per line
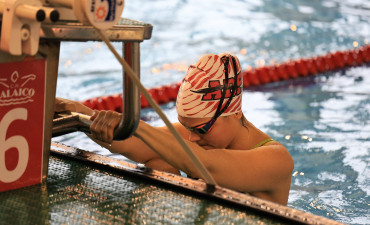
0,59,46,192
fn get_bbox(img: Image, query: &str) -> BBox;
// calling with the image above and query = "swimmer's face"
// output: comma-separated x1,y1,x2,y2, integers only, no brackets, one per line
178,113,242,150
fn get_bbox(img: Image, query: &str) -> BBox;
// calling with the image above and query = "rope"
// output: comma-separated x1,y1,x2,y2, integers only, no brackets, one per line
94,28,217,188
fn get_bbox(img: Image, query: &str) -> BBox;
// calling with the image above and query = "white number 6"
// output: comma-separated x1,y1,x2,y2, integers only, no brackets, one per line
0,108,29,183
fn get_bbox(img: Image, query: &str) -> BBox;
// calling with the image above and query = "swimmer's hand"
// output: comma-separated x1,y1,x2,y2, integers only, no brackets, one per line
55,97,120,143
90,110,122,144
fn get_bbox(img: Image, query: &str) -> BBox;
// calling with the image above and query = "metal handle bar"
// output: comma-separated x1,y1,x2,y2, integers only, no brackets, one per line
52,112,92,137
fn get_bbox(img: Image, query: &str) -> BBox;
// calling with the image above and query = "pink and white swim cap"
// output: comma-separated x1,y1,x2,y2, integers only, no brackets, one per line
176,53,242,118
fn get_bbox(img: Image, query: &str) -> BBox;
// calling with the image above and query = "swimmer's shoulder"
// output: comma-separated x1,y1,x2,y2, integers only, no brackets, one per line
159,122,188,138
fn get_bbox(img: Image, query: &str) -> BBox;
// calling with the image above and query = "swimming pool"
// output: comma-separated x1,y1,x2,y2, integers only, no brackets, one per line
55,0,370,224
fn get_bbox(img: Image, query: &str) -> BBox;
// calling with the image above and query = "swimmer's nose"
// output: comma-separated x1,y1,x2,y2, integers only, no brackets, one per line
188,131,201,142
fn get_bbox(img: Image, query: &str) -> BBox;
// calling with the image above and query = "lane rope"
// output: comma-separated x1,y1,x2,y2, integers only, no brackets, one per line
82,45,370,111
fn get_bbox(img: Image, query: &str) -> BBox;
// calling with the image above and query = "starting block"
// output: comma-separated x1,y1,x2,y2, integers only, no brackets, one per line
0,0,152,192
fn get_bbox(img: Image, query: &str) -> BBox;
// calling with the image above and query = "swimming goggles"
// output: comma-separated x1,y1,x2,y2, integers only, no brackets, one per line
182,55,239,135
181,118,217,135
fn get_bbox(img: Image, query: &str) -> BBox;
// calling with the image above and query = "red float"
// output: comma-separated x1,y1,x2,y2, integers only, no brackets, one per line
255,67,270,84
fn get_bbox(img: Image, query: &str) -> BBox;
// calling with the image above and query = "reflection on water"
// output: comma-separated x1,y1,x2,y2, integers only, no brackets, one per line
55,0,370,224
261,66,370,225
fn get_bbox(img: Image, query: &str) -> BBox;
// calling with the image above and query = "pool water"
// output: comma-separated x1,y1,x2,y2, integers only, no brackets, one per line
55,0,370,224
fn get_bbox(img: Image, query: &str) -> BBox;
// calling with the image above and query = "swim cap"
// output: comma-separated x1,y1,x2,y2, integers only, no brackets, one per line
176,53,242,118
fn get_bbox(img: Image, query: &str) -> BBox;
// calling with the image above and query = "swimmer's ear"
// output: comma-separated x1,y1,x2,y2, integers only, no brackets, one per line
234,111,243,120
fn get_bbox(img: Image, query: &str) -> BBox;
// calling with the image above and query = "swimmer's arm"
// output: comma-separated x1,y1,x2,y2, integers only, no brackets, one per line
55,97,94,116
134,121,294,196
55,97,179,174
88,117,181,174
90,131,180,175
86,109,186,172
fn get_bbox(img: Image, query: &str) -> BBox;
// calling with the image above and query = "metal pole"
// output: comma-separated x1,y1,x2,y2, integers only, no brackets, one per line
112,41,141,140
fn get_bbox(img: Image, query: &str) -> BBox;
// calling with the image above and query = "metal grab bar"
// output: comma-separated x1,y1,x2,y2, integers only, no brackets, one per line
52,42,141,140
113,42,141,140
52,112,92,137
41,18,151,141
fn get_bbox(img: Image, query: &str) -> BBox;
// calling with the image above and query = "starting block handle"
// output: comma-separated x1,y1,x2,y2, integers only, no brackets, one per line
52,112,92,137
50,42,141,141
113,42,141,140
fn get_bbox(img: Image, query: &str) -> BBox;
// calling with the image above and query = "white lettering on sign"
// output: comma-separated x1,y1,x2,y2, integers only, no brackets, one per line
0,71,36,106
0,88,35,98
0,108,29,183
